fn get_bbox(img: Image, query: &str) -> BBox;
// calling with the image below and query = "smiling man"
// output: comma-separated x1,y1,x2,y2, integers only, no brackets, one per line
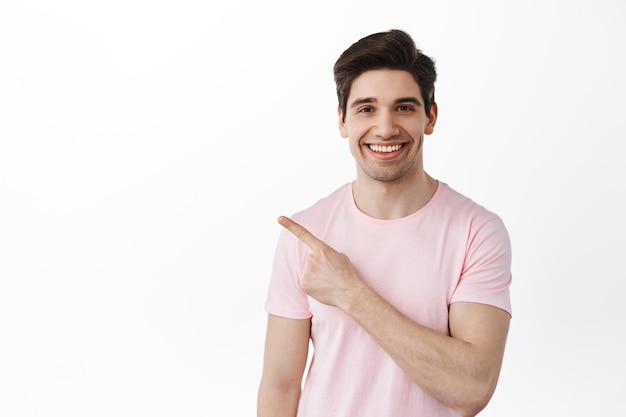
257,29,512,417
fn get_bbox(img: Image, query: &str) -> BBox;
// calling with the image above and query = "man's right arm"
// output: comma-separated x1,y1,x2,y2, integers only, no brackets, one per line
257,314,310,417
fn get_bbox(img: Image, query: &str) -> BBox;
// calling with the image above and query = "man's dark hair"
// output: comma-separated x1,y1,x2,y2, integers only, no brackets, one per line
333,29,437,121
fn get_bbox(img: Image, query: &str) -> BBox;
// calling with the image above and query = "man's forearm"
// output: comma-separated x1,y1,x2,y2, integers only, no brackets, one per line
342,283,508,417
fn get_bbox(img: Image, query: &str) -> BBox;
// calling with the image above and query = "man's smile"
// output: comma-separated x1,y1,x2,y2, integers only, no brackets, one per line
367,144,405,153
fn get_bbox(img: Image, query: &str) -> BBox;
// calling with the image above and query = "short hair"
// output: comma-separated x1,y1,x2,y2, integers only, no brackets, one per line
333,29,437,121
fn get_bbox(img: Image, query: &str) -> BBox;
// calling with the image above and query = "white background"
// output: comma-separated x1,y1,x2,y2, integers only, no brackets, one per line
1,0,624,415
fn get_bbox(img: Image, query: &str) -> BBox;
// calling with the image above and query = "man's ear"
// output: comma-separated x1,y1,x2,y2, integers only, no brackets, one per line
425,102,438,135
338,107,348,138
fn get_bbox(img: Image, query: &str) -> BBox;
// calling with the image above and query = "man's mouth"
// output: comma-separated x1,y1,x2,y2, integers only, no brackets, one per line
367,144,404,153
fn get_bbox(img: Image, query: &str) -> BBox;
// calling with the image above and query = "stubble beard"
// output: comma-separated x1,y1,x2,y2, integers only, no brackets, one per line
360,159,417,183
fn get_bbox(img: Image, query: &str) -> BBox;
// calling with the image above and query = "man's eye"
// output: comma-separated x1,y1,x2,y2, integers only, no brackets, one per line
397,105,413,111
358,107,373,113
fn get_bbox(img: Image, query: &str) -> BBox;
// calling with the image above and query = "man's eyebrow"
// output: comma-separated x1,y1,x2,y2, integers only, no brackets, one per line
349,96,423,108
395,97,423,106
349,97,376,108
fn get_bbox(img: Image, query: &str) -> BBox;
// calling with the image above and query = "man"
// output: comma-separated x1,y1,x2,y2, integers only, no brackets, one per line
257,29,512,417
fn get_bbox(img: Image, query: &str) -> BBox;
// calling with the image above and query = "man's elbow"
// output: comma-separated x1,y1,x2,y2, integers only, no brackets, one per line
452,377,498,417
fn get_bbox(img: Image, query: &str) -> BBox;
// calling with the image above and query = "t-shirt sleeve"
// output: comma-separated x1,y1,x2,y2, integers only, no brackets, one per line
451,216,513,316
264,228,313,319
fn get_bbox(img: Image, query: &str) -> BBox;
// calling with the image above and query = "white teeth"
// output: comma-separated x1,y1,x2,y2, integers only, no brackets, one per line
368,144,403,153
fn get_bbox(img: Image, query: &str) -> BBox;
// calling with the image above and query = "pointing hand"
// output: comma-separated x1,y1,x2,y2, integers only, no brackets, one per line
278,216,362,308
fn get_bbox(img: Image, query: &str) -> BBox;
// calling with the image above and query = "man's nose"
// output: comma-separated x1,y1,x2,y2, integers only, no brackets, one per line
372,112,399,139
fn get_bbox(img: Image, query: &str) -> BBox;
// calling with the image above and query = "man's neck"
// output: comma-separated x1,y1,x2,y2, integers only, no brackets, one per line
351,173,438,220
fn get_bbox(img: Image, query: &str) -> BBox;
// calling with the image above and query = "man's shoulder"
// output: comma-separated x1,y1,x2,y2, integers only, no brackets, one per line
290,182,352,227
438,182,502,224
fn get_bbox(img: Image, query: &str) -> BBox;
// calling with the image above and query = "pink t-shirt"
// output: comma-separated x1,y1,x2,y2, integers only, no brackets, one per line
265,181,512,417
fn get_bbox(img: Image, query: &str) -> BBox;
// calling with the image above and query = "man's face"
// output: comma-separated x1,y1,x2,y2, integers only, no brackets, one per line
339,69,437,183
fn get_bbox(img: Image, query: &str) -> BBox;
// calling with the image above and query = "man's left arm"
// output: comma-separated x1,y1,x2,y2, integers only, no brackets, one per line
345,285,510,417
278,216,510,417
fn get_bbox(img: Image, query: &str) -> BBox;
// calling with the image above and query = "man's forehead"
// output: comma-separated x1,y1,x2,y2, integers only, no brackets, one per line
348,69,422,104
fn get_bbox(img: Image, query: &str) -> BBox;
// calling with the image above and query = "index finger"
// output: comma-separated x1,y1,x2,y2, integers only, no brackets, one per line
278,216,326,250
